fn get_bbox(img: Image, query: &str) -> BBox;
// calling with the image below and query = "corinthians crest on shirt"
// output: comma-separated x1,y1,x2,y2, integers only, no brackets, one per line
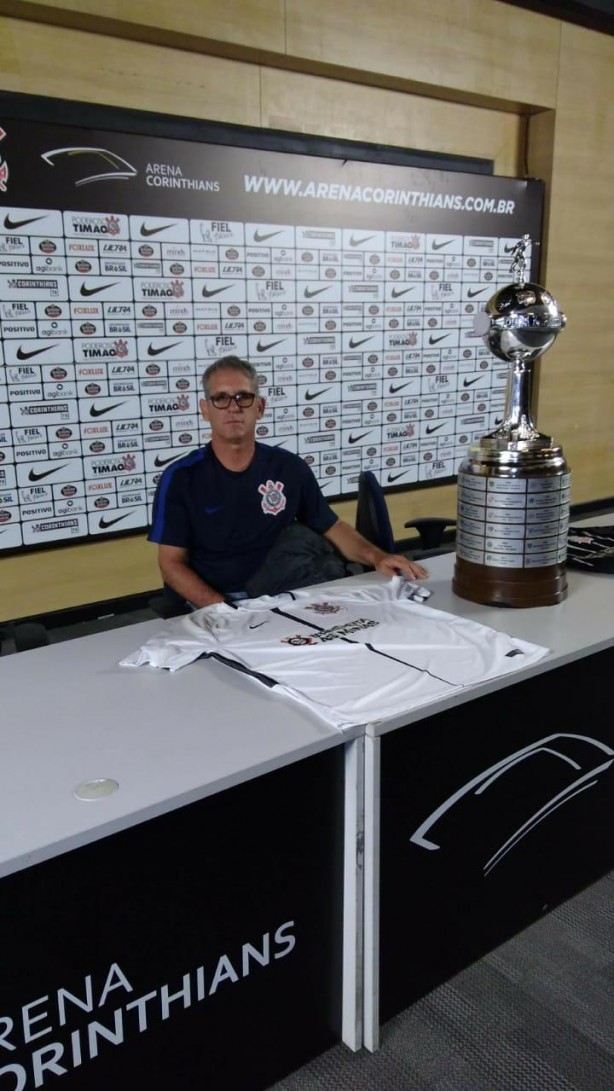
305,602,342,615
258,479,286,515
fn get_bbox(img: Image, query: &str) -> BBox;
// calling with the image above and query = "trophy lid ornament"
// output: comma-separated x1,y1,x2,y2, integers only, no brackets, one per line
472,235,566,446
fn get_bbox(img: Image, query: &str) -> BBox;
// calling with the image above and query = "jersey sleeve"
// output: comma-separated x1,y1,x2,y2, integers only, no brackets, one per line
295,458,338,534
148,466,192,547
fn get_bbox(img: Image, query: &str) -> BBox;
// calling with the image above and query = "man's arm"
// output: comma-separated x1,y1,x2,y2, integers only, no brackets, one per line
324,520,428,581
158,544,225,608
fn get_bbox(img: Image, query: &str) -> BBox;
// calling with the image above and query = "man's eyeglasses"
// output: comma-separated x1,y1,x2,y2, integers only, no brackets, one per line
207,391,256,409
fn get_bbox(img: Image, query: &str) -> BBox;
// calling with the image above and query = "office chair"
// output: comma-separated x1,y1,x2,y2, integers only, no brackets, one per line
148,583,190,620
356,470,456,557
0,622,50,654
404,516,457,555
356,471,396,553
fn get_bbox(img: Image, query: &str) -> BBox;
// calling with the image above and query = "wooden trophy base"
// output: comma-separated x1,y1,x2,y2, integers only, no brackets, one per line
453,555,568,607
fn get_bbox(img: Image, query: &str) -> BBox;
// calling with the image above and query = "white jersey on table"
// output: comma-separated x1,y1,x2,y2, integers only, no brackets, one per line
121,578,549,730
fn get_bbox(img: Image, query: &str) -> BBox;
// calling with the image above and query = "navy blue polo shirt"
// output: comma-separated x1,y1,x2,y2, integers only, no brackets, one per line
149,443,338,593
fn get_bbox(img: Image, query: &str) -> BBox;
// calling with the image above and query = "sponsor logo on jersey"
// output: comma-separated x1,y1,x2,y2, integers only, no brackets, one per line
282,617,378,645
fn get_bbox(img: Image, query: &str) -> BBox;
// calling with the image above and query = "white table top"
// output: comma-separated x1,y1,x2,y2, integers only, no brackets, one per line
1,620,358,878
365,513,614,736
2,512,611,877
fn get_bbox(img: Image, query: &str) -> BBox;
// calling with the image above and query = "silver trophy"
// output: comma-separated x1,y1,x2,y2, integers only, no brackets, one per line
453,236,571,607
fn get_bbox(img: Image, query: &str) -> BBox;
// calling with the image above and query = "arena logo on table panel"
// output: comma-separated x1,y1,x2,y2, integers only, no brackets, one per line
0,922,296,1090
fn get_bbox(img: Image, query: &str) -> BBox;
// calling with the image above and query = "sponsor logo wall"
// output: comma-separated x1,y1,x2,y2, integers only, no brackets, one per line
0,114,542,550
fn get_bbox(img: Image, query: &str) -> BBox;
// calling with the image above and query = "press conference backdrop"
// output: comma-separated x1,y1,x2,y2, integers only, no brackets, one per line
0,111,542,554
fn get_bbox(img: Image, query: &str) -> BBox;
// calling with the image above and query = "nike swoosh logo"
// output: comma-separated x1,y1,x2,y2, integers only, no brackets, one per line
463,376,483,387
494,417,503,425
426,423,446,434
348,336,373,349
256,339,285,353
253,229,283,243
202,285,231,298
249,620,268,629
391,287,414,298
304,287,330,298
304,388,332,401
428,334,449,345
388,382,412,394
81,281,119,296
348,431,371,444
3,214,47,230
89,401,126,417
16,344,54,360
28,463,68,482
154,453,182,467
204,506,222,515
147,342,181,356
431,239,454,250
504,243,517,253
99,513,130,529
467,288,487,298
349,234,376,247
140,223,177,237
387,471,407,483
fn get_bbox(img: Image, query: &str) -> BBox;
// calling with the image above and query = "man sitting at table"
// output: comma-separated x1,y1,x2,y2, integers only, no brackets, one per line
149,355,427,608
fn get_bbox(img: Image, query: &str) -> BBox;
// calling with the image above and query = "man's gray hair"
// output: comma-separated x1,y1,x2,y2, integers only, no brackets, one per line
202,356,259,397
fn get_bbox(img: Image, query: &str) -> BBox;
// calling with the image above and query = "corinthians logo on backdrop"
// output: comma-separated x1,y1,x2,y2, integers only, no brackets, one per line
90,453,138,475
68,213,124,235
41,146,137,186
0,127,8,193
146,393,191,413
139,279,185,299
81,339,130,359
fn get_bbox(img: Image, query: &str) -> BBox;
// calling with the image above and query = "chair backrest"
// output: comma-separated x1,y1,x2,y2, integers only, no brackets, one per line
355,470,396,554
148,583,190,619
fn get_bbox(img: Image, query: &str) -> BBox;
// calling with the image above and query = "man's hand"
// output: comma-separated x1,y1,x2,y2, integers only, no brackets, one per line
158,544,225,608
324,521,428,580
374,553,428,581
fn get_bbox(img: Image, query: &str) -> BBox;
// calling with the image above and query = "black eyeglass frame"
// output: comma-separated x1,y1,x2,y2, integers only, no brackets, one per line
206,391,258,409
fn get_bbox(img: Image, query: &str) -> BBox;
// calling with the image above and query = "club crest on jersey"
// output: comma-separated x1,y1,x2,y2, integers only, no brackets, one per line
282,634,315,646
305,602,341,615
258,479,286,515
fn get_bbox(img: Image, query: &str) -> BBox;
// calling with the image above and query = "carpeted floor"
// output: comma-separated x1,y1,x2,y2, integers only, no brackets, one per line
269,870,614,1091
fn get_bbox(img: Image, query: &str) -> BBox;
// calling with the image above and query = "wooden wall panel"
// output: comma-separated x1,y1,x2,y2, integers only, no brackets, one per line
285,0,560,109
1,537,160,620
260,68,524,176
0,16,262,123
535,24,614,505
0,0,286,52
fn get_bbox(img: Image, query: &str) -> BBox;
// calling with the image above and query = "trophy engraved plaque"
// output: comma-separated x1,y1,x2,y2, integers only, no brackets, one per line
452,236,570,607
